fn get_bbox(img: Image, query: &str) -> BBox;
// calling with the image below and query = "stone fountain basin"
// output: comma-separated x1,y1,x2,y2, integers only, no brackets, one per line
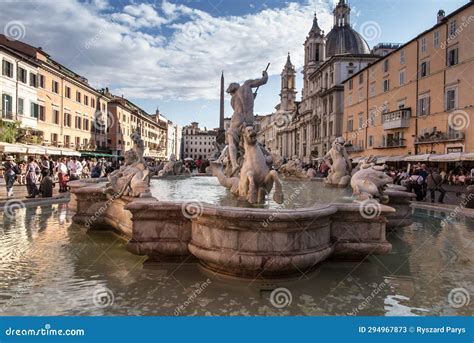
69,178,394,278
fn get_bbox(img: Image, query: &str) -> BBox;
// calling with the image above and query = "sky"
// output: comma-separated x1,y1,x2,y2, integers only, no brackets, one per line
0,0,468,129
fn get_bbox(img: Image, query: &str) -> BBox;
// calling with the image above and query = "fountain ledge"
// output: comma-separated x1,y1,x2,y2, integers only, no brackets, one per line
69,179,395,278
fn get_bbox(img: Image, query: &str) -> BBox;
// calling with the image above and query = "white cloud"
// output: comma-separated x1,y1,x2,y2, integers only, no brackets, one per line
0,0,333,102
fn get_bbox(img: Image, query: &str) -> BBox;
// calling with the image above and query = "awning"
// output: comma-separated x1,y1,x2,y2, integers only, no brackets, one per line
404,154,431,162
429,152,462,162
375,156,389,164
351,157,363,163
21,144,46,155
61,148,81,157
461,153,474,161
0,142,28,154
45,147,62,155
386,155,408,162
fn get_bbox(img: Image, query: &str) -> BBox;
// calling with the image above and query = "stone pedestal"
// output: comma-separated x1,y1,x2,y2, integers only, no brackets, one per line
385,185,415,229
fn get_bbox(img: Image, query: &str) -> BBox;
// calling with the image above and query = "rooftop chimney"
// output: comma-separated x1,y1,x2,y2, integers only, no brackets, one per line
437,10,445,23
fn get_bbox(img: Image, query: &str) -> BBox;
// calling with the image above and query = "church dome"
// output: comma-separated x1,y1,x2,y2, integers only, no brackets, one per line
325,25,370,57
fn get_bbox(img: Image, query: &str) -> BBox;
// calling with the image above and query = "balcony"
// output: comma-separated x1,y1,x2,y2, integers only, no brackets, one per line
415,131,465,144
345,145,364,153
375,138,406,149
382,108,411,130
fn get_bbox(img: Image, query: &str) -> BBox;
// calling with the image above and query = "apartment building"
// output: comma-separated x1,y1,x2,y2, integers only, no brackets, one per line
182,122,217,160
343,2,474,158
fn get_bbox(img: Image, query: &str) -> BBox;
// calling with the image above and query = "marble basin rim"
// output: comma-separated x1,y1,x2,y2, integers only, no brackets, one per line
69,178,396,279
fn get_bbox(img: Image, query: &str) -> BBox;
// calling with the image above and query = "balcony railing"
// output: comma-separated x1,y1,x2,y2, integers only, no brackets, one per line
415,131,465,144
382,108,411,130
375,138,406,149
345,145,364,153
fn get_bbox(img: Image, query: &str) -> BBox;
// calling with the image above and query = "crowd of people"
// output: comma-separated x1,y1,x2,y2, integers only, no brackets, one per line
2,155,120,198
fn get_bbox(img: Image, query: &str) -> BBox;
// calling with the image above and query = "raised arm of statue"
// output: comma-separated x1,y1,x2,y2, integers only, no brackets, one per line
244,71,268,88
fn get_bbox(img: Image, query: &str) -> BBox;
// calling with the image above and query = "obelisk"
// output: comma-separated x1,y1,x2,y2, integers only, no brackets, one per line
216,71,226,144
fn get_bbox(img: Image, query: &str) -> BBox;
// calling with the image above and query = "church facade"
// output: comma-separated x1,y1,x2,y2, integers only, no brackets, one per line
273,0,381,163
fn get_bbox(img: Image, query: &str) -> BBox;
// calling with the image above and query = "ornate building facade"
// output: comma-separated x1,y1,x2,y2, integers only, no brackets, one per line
275,0,384,163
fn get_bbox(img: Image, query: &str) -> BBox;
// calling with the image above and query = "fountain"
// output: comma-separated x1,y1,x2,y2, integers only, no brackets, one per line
323,137,352,187
68,73,403,279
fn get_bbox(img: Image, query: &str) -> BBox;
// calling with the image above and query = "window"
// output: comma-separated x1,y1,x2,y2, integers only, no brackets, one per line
420,61,429,77
358,73,364,84
383,59,389,73
18,67,27,83
51,133,58,145
368,135,373,147
358,113,363,129
75,116,81,129
84,95,89,106
38,74,45,88
18,98,24,115
434,31,440,48
400,50,405,65
450,19,456,36
2,60,13,77
53,109,60,124
38,105,45,121
348,95,352,106
64,112,71,127
65,86,71,99
91,98,96,109
446,89,456,111
399,70,405,85
383,79,390,92
421,37,427,53
448,48,459,66
347,118,353,132
370,83,375,97
348,79,353,90
30,102,39,118
29,73,37,87
83,118,89,131
76,91,81,103
52,80,59,94
370,111,376,126
1,94,13,118
418,97,430,116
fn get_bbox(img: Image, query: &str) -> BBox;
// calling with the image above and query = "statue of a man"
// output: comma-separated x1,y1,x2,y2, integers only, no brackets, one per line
226,70,268,175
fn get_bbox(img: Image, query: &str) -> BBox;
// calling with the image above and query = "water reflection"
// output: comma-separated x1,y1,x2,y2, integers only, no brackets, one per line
0,205,472,316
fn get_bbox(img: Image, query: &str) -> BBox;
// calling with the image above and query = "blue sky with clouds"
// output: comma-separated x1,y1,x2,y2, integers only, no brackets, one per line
1,0,468,129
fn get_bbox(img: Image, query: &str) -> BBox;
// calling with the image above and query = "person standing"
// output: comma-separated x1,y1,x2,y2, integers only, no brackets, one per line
67,156,82,181
3,156,20,197
57,158,69,192
427,168,446,204
25,156,39,198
